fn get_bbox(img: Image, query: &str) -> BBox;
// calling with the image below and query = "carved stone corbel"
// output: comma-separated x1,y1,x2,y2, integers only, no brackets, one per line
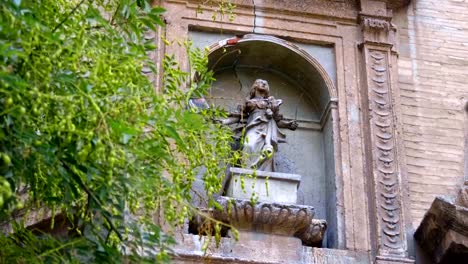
214,196,326,246
359,5,414,263
191,196,327,247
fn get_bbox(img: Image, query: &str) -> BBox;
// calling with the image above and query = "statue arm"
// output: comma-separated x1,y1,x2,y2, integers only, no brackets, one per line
271,99,298,130
277,119,298,130
220,115,241,125
214,109,244,125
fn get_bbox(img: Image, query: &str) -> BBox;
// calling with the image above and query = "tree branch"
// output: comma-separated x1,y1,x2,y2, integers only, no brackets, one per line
52,0,89,33
61,160,123,242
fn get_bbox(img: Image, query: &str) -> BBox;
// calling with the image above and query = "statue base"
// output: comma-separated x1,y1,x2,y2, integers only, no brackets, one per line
226,167,301,204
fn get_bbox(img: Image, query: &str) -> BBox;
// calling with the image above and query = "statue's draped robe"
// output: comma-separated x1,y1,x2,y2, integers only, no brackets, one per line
242,96,286,171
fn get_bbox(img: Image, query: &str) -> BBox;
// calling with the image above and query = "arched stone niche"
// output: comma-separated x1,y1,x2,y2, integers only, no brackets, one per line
191,32,341,248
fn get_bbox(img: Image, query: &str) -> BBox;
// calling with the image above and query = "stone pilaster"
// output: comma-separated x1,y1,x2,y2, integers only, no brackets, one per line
359,3,414,263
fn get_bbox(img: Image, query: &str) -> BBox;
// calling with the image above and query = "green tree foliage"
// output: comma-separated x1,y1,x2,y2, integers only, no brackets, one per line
0,0,235,262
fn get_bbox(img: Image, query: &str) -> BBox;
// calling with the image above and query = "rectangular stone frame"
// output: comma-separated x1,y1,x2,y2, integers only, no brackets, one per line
156,0,415,262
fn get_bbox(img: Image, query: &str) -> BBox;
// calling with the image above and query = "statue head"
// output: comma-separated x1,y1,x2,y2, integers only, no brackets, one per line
249,79,270,98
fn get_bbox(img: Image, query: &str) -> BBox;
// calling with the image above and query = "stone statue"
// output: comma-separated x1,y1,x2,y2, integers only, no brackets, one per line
221,79,298,171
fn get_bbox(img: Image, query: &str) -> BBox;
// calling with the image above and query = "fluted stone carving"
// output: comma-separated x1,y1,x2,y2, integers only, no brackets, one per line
368,50,403,251
214,196,313,233
360,10,412,262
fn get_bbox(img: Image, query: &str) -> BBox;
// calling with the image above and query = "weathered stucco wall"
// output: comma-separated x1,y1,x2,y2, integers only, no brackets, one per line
394,0,468,229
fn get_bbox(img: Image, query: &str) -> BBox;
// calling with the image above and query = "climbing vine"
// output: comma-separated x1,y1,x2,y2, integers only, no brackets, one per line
0,0,235,262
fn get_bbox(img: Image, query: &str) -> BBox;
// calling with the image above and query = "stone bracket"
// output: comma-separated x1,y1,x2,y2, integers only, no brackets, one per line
192,196,327,247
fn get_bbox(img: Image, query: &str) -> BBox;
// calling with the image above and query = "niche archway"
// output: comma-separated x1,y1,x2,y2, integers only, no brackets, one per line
204,34,341,248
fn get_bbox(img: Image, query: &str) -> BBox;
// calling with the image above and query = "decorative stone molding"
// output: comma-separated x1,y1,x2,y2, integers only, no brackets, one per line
362,46,414,262
362,17,390,31
366,48,405,254
360,5,413,263
192,196,327,246
359,14,393,46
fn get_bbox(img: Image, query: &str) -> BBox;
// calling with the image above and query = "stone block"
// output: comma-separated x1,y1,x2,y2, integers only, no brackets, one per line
172,232,303,264
172,233,371,264
414,196,468,263
227,167,301,204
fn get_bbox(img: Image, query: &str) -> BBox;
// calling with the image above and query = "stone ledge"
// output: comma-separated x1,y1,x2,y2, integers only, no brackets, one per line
229,167,302,182
172,233,370,264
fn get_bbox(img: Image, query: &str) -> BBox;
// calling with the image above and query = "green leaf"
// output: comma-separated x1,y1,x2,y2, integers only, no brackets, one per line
147,13,165,26
110,120,141,136
0,1,236,262
140,17,156,31
150,7,166,14
165,124,182,145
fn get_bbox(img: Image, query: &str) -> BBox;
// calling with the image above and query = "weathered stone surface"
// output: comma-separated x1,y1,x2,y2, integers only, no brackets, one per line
219,79,299,172
455,182,468,208
215,196,326,245
304,247,371,264
414,196,468,263
380,0,410,10
201,33,338,226
172,233,370,264
227,167,301,204
161,0,468,263
393,0,468,229
191,196,326,246
359,6,412,261
173,233,303,264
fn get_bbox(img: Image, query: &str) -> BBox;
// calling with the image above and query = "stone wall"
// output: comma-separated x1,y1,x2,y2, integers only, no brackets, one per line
158,0,468,262
394,0,468,229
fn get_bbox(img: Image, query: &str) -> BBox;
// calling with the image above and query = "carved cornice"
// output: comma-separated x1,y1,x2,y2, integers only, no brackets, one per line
181,0,358,22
